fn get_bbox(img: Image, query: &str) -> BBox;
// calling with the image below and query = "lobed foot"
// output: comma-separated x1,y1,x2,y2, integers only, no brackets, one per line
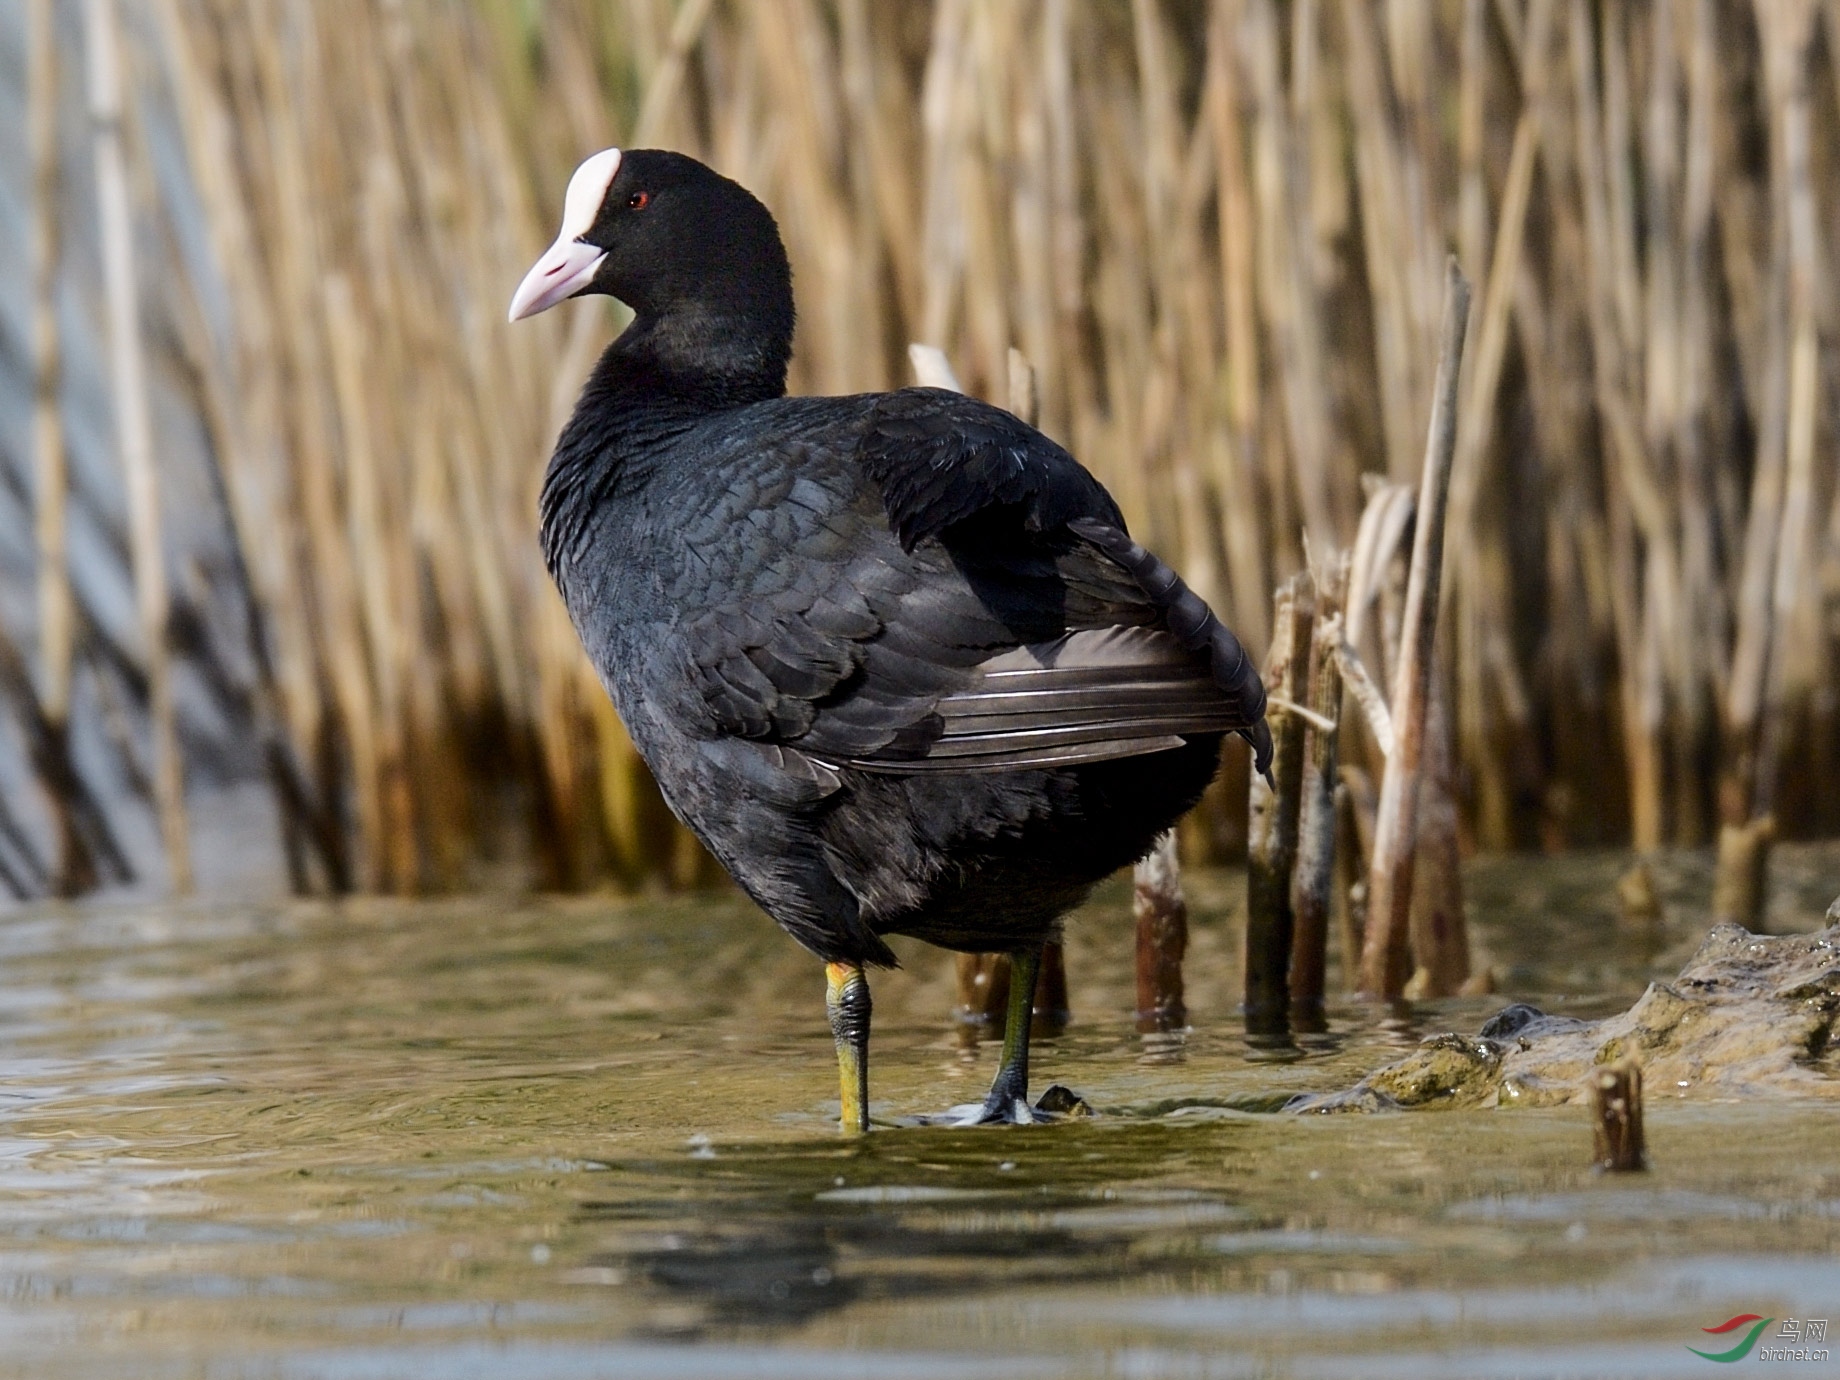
913,1085,1094,1127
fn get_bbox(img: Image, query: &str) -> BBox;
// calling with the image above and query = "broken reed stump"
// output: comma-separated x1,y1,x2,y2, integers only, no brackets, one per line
1034,941,1070,1034
1342,478,1472,1000
1245,572,1314,1038
953,946,1069,1045
1589,1060,1646,1173
1616,860,1664,930
1404,687,1471,998
1360,259,1471,1000
1712,814,1777,928
1334,773,1371,993
1133,831,1187,1034
1290,551,1349,1032
953,952,1003,1046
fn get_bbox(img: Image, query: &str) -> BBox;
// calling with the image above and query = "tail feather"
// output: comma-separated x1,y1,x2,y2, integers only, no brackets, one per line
1067,518,1273,780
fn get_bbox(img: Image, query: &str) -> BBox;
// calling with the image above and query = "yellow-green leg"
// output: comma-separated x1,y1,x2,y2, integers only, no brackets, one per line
825,961,872,1134
979,946,1042,1122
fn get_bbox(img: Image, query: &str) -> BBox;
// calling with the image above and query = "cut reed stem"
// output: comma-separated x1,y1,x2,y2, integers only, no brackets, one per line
1360,260,1471,1001
1290,548,1348,1029
1245,571,1313,1036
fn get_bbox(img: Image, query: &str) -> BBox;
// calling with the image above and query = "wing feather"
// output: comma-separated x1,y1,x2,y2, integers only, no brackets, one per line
831,627,1250,773
678,393,1267,783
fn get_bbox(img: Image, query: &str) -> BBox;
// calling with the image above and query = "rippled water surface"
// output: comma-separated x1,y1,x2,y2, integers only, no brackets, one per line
1,846,1838,1379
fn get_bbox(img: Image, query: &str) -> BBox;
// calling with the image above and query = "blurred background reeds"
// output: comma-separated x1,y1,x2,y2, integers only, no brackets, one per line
1,0,1837,900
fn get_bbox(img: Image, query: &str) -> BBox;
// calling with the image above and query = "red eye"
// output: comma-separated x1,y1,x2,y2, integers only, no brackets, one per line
628,191,650,210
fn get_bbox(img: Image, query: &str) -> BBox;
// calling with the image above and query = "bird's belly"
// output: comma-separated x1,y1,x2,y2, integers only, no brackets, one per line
822,737,1224,950
593,618,1223,961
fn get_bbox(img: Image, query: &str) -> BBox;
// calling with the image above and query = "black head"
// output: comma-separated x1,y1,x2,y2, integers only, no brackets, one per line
509,150,793,379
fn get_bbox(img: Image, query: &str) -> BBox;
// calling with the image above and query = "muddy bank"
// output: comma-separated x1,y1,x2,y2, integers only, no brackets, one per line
1300,901,1840,1111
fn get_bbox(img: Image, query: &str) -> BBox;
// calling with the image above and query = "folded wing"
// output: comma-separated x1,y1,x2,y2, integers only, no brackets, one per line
842,626,1251,773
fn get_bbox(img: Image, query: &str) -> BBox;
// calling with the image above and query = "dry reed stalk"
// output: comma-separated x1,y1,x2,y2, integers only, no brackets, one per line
28,0,95,895
953,952,1001,1045
1754,1,1823,824
1616,861,1664,930
1333,632,1393,757
0,617,130,888
1338,0,1440,483
157,0,322,760
156,2,349,889
750,2,881,400
67,0,1840,902
953,949,1070,1046
1610,29,1670,849
1360,260,1471,1001
1511,38,1626,845
163,255,347,891
86,0,191,893
1343,480,1413,759
1290,547,1348,1030
1571,0,1665,850
1447,0,1550,850
1244,0,1334,556
1458,0,1487,280
839,1,924,340
1589,1060,1646,1173
1345,482,1415,654
251,10,382,890
1341,475,1468,996
1718,1,1818,912
1333,769,1371,991
1245,571,1312,1036
1722,18,1795,809
322,276,416,890
1714,813,1778,928
1136,0,1229,614
1202,1,1267,645
1668,0,1725,847
1072,15,1160,545
1405,685,1471,998
1031,942,1071,1039
1134,831,1188,1034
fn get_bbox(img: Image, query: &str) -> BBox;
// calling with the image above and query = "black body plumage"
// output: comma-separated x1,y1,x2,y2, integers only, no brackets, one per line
530,151,1268,971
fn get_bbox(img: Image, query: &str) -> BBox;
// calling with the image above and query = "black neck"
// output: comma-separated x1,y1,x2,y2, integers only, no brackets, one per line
606,299,791,405
539,303,791,582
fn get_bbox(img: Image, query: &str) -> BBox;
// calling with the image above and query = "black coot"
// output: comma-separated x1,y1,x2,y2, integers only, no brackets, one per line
510,148,1270,1130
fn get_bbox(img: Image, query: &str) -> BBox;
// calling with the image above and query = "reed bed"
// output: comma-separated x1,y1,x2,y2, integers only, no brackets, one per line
13,0,1840,896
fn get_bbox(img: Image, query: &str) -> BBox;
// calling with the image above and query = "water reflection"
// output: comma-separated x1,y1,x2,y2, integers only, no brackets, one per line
0,844,1832,1376
581,1126,1268,1337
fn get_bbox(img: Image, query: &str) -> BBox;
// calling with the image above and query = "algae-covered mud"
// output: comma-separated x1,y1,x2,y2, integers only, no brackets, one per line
1304,915,1840,1111
0,846,1837,1378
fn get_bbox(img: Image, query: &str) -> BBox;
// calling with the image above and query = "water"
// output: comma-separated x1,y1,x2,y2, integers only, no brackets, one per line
1,847,1837,1379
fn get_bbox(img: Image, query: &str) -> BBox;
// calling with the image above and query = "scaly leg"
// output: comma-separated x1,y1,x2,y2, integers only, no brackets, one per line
979,946,1042,1122
825,961,872,1134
